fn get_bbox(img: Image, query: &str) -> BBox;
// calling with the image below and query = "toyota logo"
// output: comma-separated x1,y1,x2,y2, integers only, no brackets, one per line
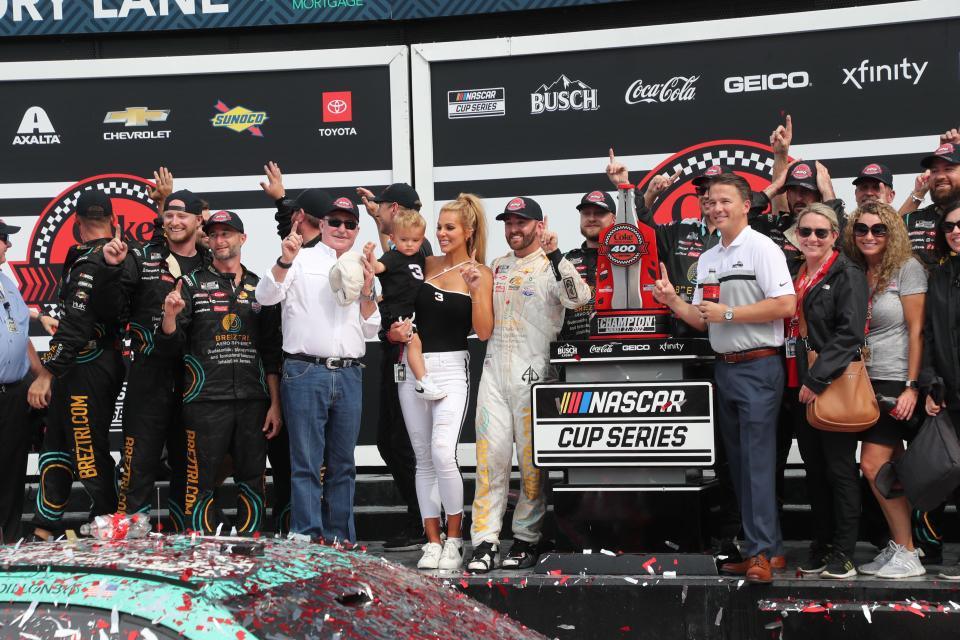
327,99,348,115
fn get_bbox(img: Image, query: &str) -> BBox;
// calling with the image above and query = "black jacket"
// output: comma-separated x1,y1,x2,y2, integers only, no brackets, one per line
797,253,869,394
921,256,960,409
559,244,598,340
905,203,943,269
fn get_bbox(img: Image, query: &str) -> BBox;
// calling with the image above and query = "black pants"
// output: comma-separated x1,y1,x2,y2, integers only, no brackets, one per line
788,393,861,556
377,342,421,524
181,399,268,535
913,409,960,554
34,350,124,530
267,424,291,534
117,354,185,519
0,376,32,542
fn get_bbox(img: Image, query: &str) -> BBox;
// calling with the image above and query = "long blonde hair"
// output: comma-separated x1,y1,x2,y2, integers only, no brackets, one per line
439,193,487,264
843,201,914,294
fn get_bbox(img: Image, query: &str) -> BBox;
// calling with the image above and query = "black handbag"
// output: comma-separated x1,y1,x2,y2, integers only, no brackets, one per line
876,412,960,511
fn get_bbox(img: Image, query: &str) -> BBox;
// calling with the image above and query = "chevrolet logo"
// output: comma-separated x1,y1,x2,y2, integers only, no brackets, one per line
103,107,170,127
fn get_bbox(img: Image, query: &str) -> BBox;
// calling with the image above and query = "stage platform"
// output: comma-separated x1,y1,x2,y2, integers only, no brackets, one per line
367,540,960,640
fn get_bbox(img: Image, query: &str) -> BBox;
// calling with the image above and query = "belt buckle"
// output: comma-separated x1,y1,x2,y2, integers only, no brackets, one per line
325,357,342,369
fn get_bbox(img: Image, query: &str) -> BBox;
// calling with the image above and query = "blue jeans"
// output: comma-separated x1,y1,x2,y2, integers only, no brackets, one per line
282,359,362,541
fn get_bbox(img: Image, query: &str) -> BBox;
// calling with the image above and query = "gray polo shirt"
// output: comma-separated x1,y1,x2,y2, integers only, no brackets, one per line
692,225,794,354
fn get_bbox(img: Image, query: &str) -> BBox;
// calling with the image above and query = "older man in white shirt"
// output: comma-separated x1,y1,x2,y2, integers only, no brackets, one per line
256,191,380,542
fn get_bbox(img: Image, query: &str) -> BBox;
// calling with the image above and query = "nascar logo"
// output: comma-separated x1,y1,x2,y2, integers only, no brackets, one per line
556,389,686,414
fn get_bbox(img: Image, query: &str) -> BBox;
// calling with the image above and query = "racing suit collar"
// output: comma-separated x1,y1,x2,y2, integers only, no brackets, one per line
513,246,546,264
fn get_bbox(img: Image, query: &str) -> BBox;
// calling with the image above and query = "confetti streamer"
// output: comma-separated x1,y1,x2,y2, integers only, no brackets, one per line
862,605,872,623
715,607,723,626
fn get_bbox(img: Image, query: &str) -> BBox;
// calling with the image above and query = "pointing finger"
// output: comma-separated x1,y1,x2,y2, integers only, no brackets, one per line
659,262,670,281
543,215,549,230
290,220,300,236
785,114,792,133
608,147,616,164
175,279,183,294
669,168,683,182
114,225,121,241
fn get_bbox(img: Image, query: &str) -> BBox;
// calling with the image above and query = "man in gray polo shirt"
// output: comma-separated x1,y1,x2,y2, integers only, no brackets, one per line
653,173,796,584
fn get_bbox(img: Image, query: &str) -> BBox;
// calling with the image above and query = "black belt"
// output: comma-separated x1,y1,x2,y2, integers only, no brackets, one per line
283,352,365,369
0,378,26,393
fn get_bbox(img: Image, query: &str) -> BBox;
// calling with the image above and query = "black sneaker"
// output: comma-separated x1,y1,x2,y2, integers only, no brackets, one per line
918,545,943,566
502,539,539,570
713,538,743,568
798,543,831,574
938,561,960,580
383,521,427,552
820,550,857,579
466,541,501,573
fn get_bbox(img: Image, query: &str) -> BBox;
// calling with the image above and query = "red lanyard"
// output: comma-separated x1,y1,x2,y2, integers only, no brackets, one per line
787,250,839,339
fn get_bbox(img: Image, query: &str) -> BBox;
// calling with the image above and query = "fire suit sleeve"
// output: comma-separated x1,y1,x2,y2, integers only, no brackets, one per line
275,197,296,239
826,199,847,232
154,275,193,354
546,249,591,310
750,191,771,217
635,201,655,227
42,260,105,378
257,302,282,375
92,247,141,323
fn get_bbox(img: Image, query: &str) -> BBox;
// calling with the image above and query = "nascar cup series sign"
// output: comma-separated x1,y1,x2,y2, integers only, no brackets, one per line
532,382,713,467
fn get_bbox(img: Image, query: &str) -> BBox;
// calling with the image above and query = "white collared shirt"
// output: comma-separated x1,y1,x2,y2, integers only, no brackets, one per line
256,242,381,358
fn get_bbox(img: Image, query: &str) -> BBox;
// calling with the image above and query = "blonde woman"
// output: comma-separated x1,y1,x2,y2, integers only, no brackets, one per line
844,201,927,579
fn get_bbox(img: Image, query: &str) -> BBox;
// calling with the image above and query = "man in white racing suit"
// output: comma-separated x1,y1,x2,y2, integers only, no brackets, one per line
468,196,591,573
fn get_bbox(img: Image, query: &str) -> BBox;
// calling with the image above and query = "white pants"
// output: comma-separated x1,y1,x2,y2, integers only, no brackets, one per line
397,350,470,521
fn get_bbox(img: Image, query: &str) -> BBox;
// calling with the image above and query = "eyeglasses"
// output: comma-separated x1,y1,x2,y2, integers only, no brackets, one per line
853,222,888,238
325,218,358,230
797,227,831,239
942,220,960,233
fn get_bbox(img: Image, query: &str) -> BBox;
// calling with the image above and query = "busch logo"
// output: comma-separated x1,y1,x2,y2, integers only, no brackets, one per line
531,74,599,114
556,343,578,358
625,76,699,105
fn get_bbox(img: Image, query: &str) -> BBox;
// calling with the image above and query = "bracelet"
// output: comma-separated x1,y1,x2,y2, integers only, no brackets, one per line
276,256,293,269
911,193,924,204
361,289,376,302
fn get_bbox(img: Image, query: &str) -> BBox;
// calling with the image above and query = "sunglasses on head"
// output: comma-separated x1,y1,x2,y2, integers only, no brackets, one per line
853,222,888,238
797,227,831,239
325,218,358,230
942,220,960,233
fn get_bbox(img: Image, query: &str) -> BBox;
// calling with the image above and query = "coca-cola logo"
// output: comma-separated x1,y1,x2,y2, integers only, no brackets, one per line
791,163,812,179
600,223,646,267
625,75,699,105
589,343,614,354
557,343,578,358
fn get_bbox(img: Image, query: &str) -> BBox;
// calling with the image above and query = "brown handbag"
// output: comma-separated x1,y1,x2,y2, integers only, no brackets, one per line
800,313,879,432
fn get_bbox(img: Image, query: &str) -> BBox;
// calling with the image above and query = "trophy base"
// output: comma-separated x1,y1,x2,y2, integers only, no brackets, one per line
590,309,671,340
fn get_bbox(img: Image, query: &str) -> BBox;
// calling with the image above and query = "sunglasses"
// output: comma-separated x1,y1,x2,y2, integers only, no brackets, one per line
325,218,358,230
942,220,960,233
0,234,7,244
695,186,708,196
853,222,888,238
797,227,831,239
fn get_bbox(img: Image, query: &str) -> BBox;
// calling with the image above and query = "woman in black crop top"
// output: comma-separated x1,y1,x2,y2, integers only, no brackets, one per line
394,193,493,571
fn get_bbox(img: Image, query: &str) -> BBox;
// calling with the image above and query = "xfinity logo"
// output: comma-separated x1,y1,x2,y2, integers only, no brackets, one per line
724,71,810,93
842,58,928,89
625,76,698,105
530,74,599,114
13,106,60,145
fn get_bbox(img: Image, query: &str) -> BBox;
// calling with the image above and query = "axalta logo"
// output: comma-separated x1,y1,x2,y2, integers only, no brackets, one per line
211,101,267,136
531,74,599,114
625,76,698,105
724,71,810,93
13,106,60,145
556,389,687,415
103,107,171,141
448,87,505,119
842,58,928,89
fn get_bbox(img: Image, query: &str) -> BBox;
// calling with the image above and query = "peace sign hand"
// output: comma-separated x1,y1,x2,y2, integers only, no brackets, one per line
540,215,558,253
103,224,128,266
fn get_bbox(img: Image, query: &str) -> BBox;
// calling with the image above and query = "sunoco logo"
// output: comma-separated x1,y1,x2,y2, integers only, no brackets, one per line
625,76,698,105
531,74,599,114
212,100,267,137
556,343,578,358
10,175,159,312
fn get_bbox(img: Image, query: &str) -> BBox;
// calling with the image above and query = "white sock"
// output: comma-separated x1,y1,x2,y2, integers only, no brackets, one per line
446,537,463,547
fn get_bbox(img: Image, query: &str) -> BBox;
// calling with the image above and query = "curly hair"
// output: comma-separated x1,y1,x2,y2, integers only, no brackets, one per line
843,201,915,294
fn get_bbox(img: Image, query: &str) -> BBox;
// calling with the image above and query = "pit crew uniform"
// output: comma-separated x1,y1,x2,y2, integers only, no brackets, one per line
117,236,209,527
470,247,590,550
558,243,597,340
160,263,281,534
34,237,138,531
905,203,944,269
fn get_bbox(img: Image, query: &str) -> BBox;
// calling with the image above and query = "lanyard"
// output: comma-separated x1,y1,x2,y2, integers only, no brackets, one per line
787,251,839,339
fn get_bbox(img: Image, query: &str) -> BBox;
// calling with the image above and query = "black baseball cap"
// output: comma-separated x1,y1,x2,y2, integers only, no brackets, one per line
852,163,894,187
373,183,421,211
921,143,960,168
164,189,204,215
294,189,332,219
691,164,733,188
576,190,616,214
782,161,819,193
496,196,543,221
0,219,20,235
204,210,244,233
75,190,113,219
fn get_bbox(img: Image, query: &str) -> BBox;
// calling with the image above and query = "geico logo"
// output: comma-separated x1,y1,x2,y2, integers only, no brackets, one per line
724,72,810,93
622,344,651,351
585,389,686,413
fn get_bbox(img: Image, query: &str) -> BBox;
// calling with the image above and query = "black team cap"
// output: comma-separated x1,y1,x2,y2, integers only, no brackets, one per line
203,210,244,233
75,190,113,219
496,196,543,221
164,189,204,215
373,183,422,211
576,190,616,214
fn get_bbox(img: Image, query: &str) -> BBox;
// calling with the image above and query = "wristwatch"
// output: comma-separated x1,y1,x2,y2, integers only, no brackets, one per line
904,380,918,389
361,289,376,303
276,256,293,269
724,306,735,322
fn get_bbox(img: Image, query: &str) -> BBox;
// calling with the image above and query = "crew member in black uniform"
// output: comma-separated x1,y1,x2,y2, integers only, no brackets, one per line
28,190,138,539
117,190,210,529
559,190,616,340
160,210,282,535
904,142,960,268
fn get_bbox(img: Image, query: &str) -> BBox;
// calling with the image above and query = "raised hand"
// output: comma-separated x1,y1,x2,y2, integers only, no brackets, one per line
356,187,379,219
460,248,483,292
163,280,186,318
652,261,678,306
914,170,931,197
539,215,558,253
815,161,836,200
606,147,630,186
103,224,128,266
644,168,682,208
940,128,960,146
770,114,793,155
281,220,303,263
259,161,285,200
150,166,174,203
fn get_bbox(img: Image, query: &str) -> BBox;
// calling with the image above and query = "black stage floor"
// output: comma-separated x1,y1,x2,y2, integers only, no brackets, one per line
366,541,960,640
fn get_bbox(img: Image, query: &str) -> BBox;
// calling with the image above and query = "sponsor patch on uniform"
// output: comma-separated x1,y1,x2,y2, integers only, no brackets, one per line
212,291,227,298
521,286,535,297
160,274,174,283
201,282,218,290
213,305,228,312
244,284,255,291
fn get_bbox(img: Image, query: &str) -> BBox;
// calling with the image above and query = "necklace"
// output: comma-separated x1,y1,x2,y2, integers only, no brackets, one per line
427,259,471,283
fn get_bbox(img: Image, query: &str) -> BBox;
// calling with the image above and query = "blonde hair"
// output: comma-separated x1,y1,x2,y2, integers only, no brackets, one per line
393,209,426,233
796,202,839,233
440,193,487,264
843,201,915,293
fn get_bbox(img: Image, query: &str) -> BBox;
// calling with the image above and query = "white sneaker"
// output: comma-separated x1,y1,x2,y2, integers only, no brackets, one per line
858,540,900,575
876,546,926,579
438,539,464,570
417,542,443,570
415,375,447,401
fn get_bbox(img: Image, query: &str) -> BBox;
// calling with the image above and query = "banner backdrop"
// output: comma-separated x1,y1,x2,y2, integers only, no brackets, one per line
0,46,410,469
412,0,960,261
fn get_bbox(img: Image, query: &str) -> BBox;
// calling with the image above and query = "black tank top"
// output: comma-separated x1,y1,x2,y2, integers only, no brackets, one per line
415,282,472,352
